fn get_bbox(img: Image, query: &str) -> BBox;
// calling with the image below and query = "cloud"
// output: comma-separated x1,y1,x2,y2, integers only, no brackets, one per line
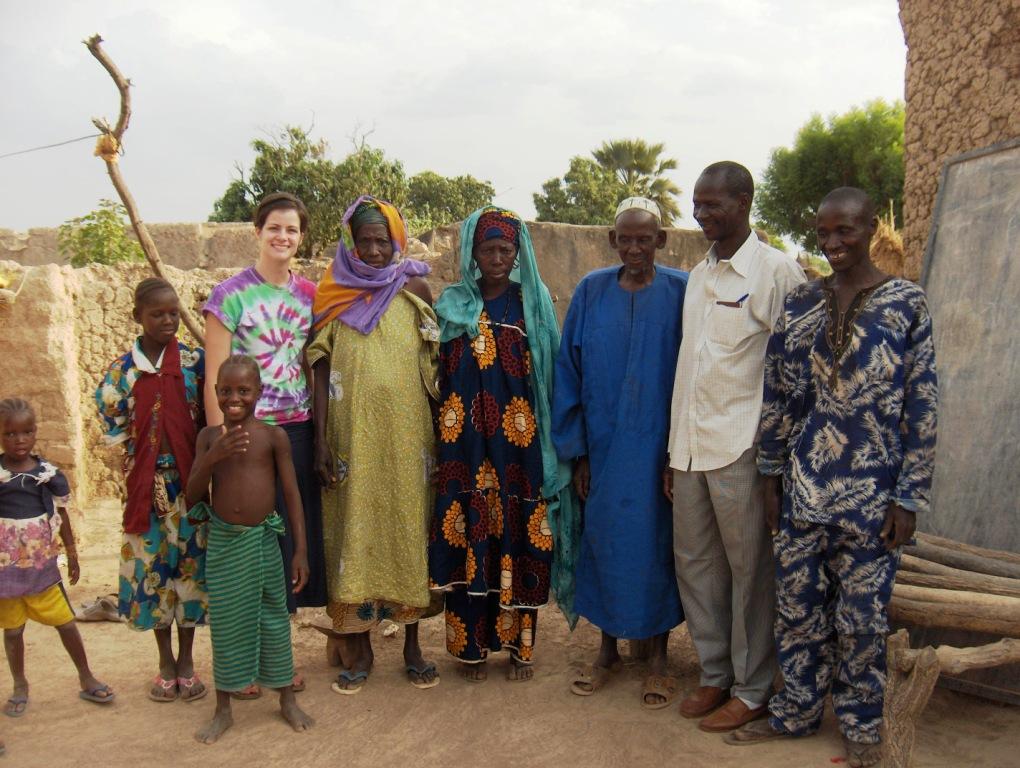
0,0,904,230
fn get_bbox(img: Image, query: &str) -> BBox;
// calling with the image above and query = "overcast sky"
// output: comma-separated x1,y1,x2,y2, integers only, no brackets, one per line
0,1,906,232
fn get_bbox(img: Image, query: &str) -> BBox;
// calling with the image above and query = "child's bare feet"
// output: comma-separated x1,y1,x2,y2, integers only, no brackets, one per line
195,709,234,744
281,698,314,732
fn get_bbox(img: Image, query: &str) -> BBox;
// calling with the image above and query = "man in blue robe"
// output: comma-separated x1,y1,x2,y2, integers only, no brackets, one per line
553,197,686,709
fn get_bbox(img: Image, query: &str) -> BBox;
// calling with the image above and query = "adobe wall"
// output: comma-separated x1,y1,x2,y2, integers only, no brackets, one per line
898,0,1020,278
0,221,709,529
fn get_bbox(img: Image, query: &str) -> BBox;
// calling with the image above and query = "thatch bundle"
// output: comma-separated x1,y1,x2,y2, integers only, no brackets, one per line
870,213,906,276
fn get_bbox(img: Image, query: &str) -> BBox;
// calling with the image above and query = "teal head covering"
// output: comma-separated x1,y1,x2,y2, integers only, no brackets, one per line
434,207,581,628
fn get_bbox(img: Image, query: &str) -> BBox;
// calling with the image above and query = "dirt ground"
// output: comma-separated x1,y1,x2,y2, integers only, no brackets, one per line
4,501,1019,767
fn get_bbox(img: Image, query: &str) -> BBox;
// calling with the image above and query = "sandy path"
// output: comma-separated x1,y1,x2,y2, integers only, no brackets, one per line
3,501,1018,767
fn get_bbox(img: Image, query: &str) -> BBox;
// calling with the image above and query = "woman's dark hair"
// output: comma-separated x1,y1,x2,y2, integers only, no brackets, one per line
254,192,309,233
134,277,177,309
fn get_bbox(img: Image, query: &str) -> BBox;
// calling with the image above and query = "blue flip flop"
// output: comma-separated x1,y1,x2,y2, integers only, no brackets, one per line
79,684,115,704
3,694,27,718
406,662,440,690
331,669,369,695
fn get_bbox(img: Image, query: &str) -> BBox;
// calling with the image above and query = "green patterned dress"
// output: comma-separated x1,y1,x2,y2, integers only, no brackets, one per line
307,291,439,633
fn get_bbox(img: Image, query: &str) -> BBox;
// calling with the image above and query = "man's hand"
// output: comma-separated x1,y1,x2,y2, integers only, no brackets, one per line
880,503,916,551
762,475,782,536
662,467,674,503
291,551,310,594
572,456,591,501
66,551,80,585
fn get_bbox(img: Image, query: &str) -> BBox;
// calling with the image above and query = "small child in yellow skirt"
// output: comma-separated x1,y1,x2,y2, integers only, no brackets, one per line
0,398,114,722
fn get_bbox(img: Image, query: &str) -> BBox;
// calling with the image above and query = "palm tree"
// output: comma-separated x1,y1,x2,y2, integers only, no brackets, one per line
592,139,682,226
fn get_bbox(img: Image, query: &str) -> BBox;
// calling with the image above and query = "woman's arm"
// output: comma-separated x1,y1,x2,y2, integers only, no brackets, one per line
203,314,232,426
311,358,335,488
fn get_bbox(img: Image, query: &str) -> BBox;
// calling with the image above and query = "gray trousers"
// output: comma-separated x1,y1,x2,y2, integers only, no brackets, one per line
672,446,777,705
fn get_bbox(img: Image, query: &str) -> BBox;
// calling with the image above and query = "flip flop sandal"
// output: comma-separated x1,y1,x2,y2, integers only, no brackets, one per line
147,676,178,703
177,675,207,703
292,674,306,693
406,662,440,690
3,694,28,718
641,674,679,710
331,669,369,695
79,684,115,704
76,596,123,623
231,684,262,700
570,660,622,696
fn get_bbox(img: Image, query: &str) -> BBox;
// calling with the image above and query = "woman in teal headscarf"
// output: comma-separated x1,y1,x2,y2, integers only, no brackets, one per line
429,207,578,682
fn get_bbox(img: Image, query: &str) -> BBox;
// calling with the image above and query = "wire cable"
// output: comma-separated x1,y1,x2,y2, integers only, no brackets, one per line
0,133,102,160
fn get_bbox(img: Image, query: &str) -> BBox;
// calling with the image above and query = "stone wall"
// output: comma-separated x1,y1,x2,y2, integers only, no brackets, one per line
898,0,1020,278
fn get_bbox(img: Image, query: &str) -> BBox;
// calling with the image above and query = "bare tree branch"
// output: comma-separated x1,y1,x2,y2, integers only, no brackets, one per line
83,35,204,344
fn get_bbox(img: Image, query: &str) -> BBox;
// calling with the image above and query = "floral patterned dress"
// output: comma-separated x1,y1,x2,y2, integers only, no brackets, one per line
96,339,208,631
429,285,553,664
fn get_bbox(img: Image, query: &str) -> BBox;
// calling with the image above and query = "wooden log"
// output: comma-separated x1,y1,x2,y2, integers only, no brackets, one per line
895,638,1020,676
888,596,1020,638
916,532,1020,567
892,583,1020,612
883,629,940,768
894,568,1020,599
901,550,1020,587
904,539,1020,580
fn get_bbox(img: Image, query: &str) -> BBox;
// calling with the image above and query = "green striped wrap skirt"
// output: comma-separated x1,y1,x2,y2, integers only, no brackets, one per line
191,503,294,692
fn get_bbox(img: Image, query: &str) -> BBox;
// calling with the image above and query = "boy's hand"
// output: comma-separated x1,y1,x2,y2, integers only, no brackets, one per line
291,551,309,594
66,551,81,585
208,425,250,463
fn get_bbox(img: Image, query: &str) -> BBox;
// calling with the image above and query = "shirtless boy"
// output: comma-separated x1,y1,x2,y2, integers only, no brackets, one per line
185,354,313,744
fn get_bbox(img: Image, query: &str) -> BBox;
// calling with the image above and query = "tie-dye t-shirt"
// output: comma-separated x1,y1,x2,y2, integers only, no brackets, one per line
204,266,315,425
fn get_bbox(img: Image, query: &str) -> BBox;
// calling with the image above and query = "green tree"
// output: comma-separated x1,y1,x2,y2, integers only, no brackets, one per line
755,99,905,250
592,139,682,225
533,157,626,225
210,126,494,255
534,139,682,225
408,171,495,230
58,199,144,267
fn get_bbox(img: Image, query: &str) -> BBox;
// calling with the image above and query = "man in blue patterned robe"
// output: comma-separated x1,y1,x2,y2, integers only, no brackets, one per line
726,188,938,768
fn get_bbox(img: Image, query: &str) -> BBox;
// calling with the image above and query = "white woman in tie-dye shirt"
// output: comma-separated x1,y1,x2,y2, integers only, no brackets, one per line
202,192,329,684
203,265,314,425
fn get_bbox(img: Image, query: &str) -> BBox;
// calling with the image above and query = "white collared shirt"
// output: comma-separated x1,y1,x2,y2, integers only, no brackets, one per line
668,231,805,472
130,339,165,374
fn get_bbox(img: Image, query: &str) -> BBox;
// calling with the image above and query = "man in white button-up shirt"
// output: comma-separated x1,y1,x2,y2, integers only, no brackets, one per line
665,162,805,733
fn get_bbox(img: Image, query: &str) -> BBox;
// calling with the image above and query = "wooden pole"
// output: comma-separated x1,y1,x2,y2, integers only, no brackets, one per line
883,629,941,768
82,34,204,344
898,553,1020,595
892,583,1020,612
916,531,1020,567
894,567,1020,599
888,596,1020,637
895,637,1020,676
905,539,1020,580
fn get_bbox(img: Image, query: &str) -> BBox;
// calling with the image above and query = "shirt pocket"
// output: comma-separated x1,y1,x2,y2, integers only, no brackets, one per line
707,303,750,347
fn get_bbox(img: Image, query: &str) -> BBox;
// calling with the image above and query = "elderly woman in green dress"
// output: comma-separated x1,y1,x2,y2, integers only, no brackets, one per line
308,195,440,693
